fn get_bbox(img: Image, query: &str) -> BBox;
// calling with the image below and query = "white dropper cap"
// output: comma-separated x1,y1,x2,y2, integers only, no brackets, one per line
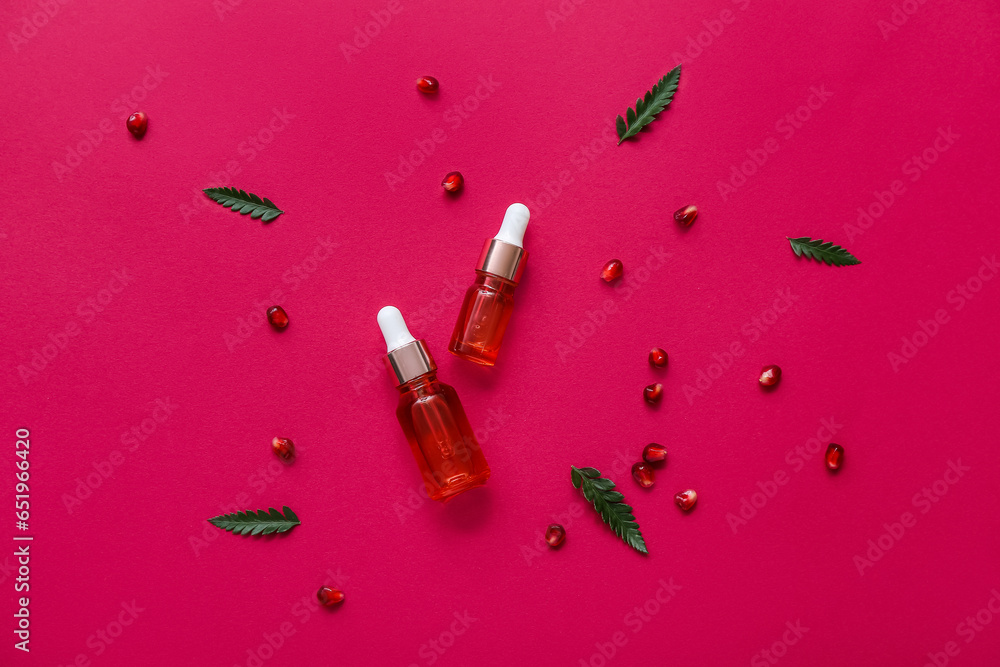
493,203,530,248
377,306,416,353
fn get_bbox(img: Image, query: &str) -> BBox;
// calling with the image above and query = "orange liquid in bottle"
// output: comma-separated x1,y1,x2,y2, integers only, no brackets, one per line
396,373,490,501
448,272,516,366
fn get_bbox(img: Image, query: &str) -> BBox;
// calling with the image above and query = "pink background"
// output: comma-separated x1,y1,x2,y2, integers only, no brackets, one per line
3,0,1000,665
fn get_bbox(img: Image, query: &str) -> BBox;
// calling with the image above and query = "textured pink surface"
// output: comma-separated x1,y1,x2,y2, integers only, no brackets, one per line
3,0,1000,665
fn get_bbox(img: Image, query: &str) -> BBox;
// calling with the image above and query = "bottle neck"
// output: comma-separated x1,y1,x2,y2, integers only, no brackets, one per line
399,372,438,394
476,270,517,292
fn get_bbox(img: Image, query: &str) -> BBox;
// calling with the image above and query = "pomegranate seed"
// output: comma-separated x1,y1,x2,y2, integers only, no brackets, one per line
442,171,464,192
825,443,844,471
126,111,148,139
545,524,565,548
643,383,663,405
674,489,697,511
631,462,655,488
600,259,623,282
317,586,345,607
642,443,667,463
416,76,439,93
648,347,668,368
759,364,781,387
673,204,698,227
267,305,289,330
272,437,295,462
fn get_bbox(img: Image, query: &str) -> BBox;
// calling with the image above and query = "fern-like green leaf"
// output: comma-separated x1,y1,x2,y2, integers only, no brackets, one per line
207,505,300,536
616,64,681,145
203,187,284,223
570,466,648,554
787,236,861,266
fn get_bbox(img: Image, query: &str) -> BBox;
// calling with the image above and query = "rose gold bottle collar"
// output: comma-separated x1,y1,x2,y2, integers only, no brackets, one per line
385,339,437,386
477,238,527,283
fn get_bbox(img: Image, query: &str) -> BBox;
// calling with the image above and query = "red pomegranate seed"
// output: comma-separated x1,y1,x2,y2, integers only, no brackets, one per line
825,443,844,471
317,586,345,607
442,171,464,192
545,524,565,548
643,383,663,405
416,76,439,93
642,443,667,463
648,347,668,368
673,204,698,227
759,364,781,387
600,259,623,282
631,462,655,488
674,489,697,511
126,111,148,139
272,437,295,462
267,305,289,330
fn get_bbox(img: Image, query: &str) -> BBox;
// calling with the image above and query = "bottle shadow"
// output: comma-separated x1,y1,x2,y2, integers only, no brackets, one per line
433,485,496,533
450,356,503,393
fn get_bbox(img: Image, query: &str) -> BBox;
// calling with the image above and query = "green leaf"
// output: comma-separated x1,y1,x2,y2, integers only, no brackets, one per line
786,236,861,266
203,187,284,223
207,506,301,536
570,466,648,554
616,64,682,145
